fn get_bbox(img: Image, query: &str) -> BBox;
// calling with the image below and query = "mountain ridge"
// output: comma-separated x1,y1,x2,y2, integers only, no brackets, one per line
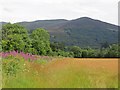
1,17,118,48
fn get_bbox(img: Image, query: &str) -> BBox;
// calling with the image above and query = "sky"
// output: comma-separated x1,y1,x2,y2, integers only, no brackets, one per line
0,0,119,25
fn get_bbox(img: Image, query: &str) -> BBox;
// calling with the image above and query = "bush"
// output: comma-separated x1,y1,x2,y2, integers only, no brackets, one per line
69,46,82,58
2,57,25,76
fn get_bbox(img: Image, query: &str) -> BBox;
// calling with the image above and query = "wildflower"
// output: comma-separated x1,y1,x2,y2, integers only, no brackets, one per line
2,51,38,61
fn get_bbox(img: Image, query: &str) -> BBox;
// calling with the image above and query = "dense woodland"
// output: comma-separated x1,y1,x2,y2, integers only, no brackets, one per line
1,23,120,58
18,17,118,48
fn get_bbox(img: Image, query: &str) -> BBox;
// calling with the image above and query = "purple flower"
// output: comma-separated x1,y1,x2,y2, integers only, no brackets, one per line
1,51,38,61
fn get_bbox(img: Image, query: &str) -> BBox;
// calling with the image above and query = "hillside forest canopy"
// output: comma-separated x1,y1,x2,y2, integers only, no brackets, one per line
1,23,120,58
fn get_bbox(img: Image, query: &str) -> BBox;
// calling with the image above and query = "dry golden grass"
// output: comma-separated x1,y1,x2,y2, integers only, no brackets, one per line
45,58,118,72
3,58,118,88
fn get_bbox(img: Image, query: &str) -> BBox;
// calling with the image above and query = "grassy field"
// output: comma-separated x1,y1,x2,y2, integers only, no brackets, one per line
2,57,118,88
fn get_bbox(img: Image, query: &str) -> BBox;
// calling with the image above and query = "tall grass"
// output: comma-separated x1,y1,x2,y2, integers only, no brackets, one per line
2,53,118,88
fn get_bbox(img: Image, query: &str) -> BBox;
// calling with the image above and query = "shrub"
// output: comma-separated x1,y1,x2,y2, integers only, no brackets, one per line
2,57,24,76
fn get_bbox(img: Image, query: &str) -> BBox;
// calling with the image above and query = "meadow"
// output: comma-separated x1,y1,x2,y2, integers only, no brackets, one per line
1,51,118,88
1,16,119,89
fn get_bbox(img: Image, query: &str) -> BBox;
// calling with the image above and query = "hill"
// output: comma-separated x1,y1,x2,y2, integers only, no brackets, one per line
1,17,118,48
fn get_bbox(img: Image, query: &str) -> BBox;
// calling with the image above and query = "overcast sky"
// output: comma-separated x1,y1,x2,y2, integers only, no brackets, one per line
0,0,119,25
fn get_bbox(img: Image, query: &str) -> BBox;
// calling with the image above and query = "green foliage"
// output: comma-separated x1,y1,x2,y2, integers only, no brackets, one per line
2,23,31,52
66,44,119,58
1,24,52,56
104,44,119,57
56,50,73,57
1,23,119,58
82,47,98,58
30,28,52,55
69,46,82,58
50,43,119,58
50,42,65,51
2,57,24,76
18,18,118,48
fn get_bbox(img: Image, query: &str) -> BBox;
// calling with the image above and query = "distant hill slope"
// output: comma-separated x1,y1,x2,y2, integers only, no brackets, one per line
1,17,118,48
18,19,68,32
18,17,118,48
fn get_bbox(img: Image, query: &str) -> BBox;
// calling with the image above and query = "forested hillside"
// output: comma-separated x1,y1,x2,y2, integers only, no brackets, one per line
1,23,119,58
17,17,118,48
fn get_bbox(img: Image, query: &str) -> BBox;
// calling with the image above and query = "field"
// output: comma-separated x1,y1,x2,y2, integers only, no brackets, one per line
1,23,119,88
2,56,118,88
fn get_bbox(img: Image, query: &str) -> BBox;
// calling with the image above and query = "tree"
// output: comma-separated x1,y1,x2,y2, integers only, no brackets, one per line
30,28,51,55
105,44,119,57
69,46,82,58
2,23,31,52
81,47,98,58
50,42,65,52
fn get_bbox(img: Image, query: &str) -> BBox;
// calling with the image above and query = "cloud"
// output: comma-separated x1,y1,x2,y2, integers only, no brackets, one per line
0,0,119,25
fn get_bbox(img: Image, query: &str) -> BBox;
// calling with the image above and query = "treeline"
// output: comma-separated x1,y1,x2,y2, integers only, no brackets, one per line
1,23,119,58
50,42,120,58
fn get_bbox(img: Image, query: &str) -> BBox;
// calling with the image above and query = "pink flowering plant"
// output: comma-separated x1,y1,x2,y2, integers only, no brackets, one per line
1,51,38,76
0,51,38,61
1,50,52,76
